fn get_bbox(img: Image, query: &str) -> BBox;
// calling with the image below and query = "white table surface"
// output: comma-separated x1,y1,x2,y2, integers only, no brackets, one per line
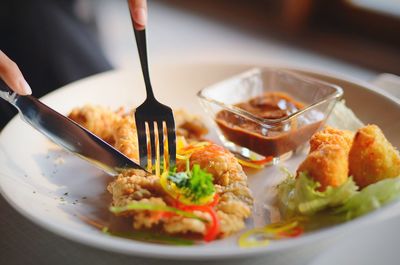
2,1,399,265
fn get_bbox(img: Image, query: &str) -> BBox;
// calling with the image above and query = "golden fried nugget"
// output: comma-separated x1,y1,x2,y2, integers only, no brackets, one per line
309,126,354,153
297,126,352,190
297,144,349,191
68,105,122,144
349,124,400,188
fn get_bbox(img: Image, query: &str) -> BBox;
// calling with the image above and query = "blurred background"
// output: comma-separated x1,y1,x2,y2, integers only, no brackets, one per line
163,0,400,72
0,0,399,127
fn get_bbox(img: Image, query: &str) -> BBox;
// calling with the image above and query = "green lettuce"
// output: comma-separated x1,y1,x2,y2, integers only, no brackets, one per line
167,163,215,204
277,170,400,223
277,171,358,217
335,178,400,220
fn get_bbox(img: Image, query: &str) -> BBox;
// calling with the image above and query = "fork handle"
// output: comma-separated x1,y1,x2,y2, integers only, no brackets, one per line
127,1,155,100
134,29,155,100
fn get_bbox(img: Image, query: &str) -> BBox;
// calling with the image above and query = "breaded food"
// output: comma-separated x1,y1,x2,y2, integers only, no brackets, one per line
179,143,253,235
297,126,353,190
113,116,139,162
183,144,249,187
174,109,209,140
70,104,252,239
107,143,253,238
349,124,400,188
297,144,349,190
69,106,207,151
68,105,123,144
309,126,354,153
183,143,254,235
107,169,164,207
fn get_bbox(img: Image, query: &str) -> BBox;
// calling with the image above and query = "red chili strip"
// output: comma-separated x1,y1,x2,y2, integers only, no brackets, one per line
277,226,304,238
171,194,221,242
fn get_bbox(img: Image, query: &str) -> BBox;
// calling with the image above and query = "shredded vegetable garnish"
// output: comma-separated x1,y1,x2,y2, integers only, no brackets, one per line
203,207,220,242
236,158,264,169
238,228,271,248
115,140,221,242
175,141,211,163
176,136,187,151
171,194,220,241
110,202,208,222
236,156,273,169
238,220,304,248
178,141,211,152
175,164,215,203
161,159,215,205
176,154,190,160
175,141,212,161
164,141,216,205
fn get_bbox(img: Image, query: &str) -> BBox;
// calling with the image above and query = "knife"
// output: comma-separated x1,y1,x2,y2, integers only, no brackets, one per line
0,81,146,175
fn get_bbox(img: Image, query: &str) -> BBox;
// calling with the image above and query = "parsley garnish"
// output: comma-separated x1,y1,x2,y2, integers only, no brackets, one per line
167,162,215,203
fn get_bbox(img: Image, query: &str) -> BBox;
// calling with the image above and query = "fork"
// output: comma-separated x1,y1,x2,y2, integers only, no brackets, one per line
127,3,176,174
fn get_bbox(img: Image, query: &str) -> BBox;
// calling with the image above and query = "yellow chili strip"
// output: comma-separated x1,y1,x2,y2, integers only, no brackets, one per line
236,158,264,169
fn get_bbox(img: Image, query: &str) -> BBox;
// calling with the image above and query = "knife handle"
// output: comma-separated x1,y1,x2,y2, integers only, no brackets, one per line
0,79,20,105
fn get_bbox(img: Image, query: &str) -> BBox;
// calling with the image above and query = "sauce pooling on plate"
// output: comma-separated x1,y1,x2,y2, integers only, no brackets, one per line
215,92,322,157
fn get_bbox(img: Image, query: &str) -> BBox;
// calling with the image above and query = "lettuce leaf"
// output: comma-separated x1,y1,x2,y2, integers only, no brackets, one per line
277,170,400,223
278,171,358,217
335,178,400,220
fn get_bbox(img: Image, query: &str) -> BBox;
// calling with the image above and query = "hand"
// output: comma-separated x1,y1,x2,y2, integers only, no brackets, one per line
128,0,147,30
0,50,31,95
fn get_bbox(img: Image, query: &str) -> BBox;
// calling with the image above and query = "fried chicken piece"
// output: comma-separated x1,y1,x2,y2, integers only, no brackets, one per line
174,109,208,141
75,104,251,238
68,105,123,144
349,124,400,188
113,116,139,162
298,144,349,190
111,110,207,162
180,143,254,237
309,126,354,153
107,143,253,238
183,143,249,186
215,183,253,236
107,169,164,207
297,127,353,190
69,106,208,161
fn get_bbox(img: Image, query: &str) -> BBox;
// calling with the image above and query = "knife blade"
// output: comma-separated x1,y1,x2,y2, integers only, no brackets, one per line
0,81,146,175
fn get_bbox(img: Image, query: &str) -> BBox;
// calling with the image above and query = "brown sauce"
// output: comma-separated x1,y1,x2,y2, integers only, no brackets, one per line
215,92,322,157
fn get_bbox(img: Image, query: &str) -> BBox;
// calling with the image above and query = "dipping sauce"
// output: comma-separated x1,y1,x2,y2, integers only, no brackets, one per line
215,92,322,157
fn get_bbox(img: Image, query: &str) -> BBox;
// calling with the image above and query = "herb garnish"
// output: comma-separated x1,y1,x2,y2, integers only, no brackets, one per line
167,160,215,203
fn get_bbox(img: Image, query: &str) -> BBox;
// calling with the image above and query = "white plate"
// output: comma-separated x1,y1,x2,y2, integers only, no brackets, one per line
0,63,399,260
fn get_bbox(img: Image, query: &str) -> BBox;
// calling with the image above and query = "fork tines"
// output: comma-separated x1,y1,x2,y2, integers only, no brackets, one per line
135,113,176,175
128,18,176,174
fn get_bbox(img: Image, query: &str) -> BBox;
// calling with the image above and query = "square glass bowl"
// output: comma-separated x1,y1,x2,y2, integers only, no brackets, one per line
197,67,343,162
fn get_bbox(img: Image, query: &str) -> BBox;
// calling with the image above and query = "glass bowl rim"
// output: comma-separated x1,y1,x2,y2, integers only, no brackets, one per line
197,67,344,125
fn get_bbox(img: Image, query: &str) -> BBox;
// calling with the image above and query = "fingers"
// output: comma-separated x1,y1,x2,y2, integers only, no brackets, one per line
128,0,147,30
0,50,32,95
